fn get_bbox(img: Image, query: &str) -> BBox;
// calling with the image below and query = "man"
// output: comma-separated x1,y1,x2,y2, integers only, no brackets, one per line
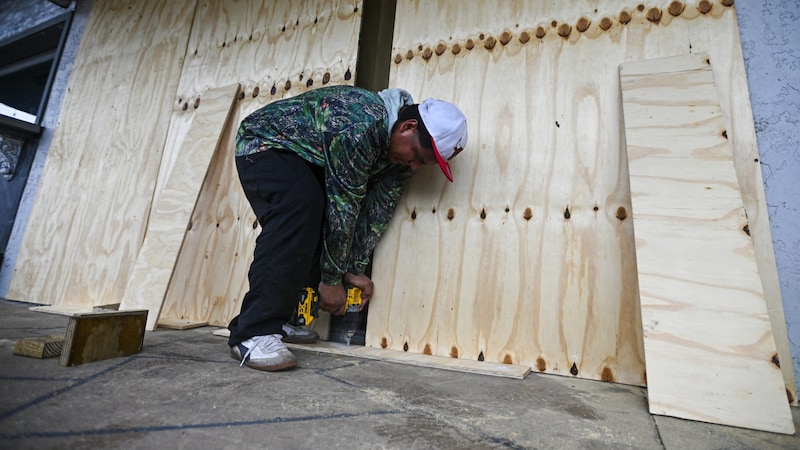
228,85,468,371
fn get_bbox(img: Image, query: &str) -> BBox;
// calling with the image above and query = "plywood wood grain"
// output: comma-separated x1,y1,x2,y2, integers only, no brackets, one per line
119,84,241,330
620,53,793,434
158,0,364,327
367,0,792,396
7,0,195,307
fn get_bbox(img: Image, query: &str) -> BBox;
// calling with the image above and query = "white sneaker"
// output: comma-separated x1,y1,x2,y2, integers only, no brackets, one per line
230,334,297,371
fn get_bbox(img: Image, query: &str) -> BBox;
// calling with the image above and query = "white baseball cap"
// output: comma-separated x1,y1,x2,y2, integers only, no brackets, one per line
418,98,468,182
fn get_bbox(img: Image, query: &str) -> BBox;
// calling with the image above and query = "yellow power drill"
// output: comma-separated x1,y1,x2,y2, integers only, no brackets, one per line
296,285,363,345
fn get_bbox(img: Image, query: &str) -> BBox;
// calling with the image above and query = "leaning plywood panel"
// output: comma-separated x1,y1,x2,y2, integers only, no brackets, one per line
157,0,363,327
368,0,791,394
620,53,793,434
119,84,241,331
7,0,195,307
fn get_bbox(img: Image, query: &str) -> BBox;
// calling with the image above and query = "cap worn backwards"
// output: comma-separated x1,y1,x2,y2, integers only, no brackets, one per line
418,99,468,182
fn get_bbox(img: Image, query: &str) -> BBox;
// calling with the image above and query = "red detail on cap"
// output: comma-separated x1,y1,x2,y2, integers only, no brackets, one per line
431,137,453,182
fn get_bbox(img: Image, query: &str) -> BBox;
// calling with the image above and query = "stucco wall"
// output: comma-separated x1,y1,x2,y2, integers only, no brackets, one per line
736,0,800,395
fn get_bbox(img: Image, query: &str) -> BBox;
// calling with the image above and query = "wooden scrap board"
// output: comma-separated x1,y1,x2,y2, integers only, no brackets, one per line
119,83,241,330
620,53,794,434
60,310,148,367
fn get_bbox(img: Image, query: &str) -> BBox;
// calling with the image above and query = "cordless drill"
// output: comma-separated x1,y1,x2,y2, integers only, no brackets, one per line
295,285,363,345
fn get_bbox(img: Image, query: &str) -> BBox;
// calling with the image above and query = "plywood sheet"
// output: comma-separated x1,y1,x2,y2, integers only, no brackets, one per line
157,0,364,327
7,0,196,307
367,0,792,395
620,53,793,434
119,84,241,330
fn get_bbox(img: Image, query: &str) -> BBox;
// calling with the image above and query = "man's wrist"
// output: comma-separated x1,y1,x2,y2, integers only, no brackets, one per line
321,273,343,286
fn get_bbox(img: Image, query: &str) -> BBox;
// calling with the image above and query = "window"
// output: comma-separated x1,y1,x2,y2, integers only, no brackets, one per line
0,12,72,128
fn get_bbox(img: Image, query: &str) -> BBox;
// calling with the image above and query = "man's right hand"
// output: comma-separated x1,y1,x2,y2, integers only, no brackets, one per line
318,282,346,316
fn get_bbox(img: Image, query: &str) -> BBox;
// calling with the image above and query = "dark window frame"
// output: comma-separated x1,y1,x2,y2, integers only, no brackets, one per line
0,10,73,137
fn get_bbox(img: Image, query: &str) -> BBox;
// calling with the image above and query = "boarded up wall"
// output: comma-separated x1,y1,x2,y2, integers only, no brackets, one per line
7,0,363,326
8,0,195,306
7,0,793,400
367,0,793,398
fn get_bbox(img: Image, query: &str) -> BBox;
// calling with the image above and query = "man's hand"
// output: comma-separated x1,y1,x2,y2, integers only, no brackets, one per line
344,272,373,311
318,282,346,316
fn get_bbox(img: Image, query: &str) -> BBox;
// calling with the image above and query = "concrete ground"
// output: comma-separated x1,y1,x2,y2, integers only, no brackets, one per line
1,298,798,450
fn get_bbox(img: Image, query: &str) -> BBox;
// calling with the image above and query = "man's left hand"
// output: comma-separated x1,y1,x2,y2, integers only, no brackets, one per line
344,272,373,311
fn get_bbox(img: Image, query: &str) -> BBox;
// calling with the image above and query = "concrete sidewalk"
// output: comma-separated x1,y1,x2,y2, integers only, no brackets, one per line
1,297,798,449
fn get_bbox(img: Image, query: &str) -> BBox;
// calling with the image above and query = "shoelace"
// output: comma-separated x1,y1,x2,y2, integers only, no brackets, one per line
239,334,283,367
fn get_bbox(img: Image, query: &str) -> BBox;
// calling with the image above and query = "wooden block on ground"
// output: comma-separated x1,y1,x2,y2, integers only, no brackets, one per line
157,318,208,330
14,335,65,358
59,310,148,367
620,53,794,435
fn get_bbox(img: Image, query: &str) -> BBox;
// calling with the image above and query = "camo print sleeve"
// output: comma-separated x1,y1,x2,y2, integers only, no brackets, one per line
345,164,413,276
235,86,411,285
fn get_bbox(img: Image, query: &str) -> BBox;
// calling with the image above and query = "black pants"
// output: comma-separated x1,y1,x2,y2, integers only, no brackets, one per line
227,149,325,346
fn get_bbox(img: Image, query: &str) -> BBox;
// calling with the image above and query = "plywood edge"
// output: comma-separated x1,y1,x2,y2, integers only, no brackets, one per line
620,52,710,77
29,305,94,316
290,342,531,379
157,318,208,330
211,327,529,379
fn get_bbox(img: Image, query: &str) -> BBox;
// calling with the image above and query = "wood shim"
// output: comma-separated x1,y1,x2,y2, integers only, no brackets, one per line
620,53,794,435
119,83,241,330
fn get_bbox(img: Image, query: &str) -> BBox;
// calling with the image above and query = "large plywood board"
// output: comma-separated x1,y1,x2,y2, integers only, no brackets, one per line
157,0,364,327
119,84,241,331
367,0,793,396
620,53,793,435
8,0,196,307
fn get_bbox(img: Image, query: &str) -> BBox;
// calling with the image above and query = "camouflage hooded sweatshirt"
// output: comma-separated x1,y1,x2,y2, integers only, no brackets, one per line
235,85,414,286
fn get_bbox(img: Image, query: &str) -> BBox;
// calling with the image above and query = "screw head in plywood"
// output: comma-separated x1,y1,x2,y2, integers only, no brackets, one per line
576,17,591,33
668,1,686,16
646,7,663,23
